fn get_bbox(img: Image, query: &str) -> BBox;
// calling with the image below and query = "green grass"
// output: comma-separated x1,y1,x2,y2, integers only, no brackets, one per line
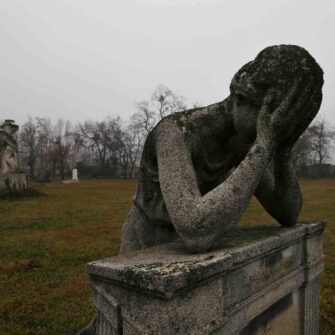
0,179,334,334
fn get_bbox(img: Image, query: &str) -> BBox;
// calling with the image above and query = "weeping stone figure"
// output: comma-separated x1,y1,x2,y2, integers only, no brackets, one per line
77,45,324,335
120,45,324,254
0,120,27,191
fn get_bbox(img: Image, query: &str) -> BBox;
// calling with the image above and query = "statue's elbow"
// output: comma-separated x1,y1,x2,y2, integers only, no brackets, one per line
181,233,217,253
277,211,299,227
278,217,298,227
275,198,301,227
173,215,224,253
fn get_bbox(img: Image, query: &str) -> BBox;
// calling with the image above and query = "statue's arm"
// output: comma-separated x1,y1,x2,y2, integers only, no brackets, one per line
255,84,318,226
255,152,302,226
156,102,274,252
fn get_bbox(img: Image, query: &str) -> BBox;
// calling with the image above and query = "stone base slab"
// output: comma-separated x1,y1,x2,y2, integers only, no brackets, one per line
62,179,79,184
87,222,326,335
0,172,27,191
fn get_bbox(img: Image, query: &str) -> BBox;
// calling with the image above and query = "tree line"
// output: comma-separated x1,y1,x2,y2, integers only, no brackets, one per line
18,85,335,181
18,85,189,180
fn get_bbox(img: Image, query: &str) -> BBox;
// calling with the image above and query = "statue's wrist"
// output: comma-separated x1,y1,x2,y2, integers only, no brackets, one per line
253,140,273,162
255,136,275,154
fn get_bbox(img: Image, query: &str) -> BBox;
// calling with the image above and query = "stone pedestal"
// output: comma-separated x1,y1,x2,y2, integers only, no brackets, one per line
87,222,325,335
0,172,27,191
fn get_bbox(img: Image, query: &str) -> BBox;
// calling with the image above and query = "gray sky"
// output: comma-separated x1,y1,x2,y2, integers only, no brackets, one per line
1,0,335,126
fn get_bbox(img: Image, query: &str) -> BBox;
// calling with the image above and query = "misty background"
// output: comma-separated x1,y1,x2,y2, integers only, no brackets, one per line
1,0,334,125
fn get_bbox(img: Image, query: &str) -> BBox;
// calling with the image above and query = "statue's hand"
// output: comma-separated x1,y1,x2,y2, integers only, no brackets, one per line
257,79,307,151
276,83,319,156
256,90,277,149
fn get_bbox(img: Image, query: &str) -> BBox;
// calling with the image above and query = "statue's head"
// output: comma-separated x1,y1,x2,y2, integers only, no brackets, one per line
0,120,19,136
229,45,323,141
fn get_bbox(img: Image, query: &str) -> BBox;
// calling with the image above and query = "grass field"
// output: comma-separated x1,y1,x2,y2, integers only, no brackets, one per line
0,179,334,335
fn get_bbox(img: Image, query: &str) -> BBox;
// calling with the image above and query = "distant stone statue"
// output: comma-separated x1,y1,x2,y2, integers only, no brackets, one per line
120,45,324,254
72,168,78,181
0,120,19,174
0,120,27,191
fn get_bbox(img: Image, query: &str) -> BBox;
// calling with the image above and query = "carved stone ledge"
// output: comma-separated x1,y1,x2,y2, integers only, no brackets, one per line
87,222,326,335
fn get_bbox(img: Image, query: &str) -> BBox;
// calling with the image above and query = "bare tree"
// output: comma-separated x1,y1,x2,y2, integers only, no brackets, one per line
126,121,142,178
78,120,108,172
20,117,40,179
114,126,129,179
151,84,187,119
77,117,121,176
131,84,187,141
38,118,55,180
20,117,55,180
131,101,156,137
51,119,75,180
308,115,335,165
291,115,335,176
292,133,311,168
115,121,142,178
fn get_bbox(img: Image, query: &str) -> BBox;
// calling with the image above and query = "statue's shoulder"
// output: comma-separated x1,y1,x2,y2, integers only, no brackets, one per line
153,99,229,134
140,98,232,167
138,111,193,175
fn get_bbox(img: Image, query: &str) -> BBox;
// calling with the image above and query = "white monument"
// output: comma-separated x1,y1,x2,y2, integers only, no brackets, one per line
62,168,79,184
72,168,79,182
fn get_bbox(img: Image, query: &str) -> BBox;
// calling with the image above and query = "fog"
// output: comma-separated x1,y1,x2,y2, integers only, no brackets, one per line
1,0,335,126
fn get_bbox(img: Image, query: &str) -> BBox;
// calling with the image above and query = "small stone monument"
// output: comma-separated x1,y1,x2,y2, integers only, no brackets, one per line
0,120,27,191
72,168,79,182
80,45,325,335
62,168,79,184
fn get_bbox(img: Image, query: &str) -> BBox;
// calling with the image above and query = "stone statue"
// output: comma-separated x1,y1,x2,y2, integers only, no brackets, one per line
76,44,323,335
0,120,27,191
0,120,19,174
120,45,323,254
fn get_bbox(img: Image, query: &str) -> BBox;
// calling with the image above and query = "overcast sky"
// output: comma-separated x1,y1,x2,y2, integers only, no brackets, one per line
1,0,335,127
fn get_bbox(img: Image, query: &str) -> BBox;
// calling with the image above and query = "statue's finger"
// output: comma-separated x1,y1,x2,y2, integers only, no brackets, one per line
273,78,302,118
282,85,321,147
292,76,314,114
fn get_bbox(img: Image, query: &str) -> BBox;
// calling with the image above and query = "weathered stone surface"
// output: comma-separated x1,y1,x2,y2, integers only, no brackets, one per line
0,172,27,191
88,222,325,335
0,120,27,191
72,168,79,181
0,120,20,174
238,291,301,335
120,45,324,254
79,45,325,335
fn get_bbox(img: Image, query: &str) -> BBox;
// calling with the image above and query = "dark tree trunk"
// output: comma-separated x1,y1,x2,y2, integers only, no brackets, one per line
60,159,65,180
52,160,57,180
29,158,36,180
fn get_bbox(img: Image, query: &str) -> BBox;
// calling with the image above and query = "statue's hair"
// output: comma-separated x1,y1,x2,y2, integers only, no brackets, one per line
230,45,324,115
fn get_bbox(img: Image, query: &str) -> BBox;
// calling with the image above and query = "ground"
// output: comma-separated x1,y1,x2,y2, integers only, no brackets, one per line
0,179,334,335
